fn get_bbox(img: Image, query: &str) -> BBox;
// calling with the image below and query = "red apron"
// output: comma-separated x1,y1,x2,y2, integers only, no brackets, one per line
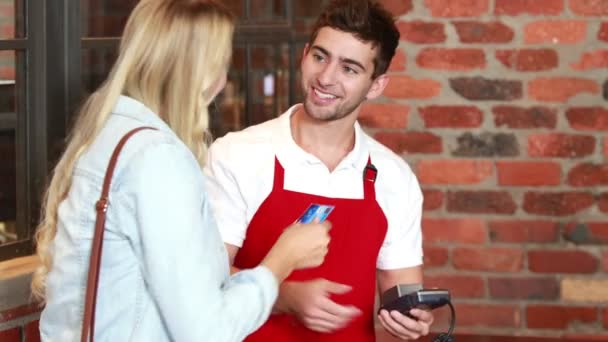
234,156,388,342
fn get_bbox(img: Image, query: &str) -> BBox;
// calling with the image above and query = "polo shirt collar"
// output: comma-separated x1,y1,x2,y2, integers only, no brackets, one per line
273,104,369,171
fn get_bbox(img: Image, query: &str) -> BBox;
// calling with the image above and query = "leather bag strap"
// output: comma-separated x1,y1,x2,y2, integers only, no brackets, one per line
80,126,156,342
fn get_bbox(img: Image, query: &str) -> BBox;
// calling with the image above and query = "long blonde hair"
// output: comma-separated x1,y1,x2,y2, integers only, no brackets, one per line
32,0,234,302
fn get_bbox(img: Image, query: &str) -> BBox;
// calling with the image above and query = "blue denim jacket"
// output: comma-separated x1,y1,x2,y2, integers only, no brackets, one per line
40,96,278,342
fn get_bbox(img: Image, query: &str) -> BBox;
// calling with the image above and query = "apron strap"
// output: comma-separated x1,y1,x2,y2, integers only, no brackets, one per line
363,156,377,201
272,156,285,191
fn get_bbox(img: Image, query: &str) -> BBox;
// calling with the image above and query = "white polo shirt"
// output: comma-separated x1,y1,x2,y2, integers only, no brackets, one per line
204,105,423,270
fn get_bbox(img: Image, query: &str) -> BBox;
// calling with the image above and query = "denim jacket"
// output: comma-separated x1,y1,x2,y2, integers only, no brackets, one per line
40,96,278,342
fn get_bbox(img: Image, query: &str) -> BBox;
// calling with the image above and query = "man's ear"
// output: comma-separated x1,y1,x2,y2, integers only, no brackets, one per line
365,74,389,101
302,43,310,61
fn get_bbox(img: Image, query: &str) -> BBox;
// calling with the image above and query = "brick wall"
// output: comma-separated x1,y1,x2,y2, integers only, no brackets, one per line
360,0,608,338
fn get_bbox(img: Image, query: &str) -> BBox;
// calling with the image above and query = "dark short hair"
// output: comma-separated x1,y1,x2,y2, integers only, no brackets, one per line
308,0,400,79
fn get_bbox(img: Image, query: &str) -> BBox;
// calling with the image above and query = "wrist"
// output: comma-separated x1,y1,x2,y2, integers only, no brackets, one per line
261,253,293,284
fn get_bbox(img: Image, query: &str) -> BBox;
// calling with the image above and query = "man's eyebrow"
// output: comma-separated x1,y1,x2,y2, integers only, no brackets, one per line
311,45,367,72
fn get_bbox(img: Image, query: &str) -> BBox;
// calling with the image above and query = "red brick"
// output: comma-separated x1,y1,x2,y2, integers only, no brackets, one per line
453,247,524,272
524,20,587,44
447,191,517,215
359,103,409,129
420,105,483,128
604,306,608,328
388,49,406,72
529,77,599,102
496,49,559,72
567,107,608,131
495,0,564,15
450,77,522,101
378,0,413,16
570,0,608,15
453,21,514,43
598,193,608,213
600,22,608,41
571,50,608,70
528,250,599,274
488,220,559,243
456,304,520,327
0,327,20,342
526,305,597,329
489,276,559,300
24,320,40,342
396,21,446,44
422,188,443,211
422,218,486,244
523,191,594,216
416,48,485,71
564,222,608,244
423,245,449,267
383,76,441,99
424,0,489,17
418,160,492,185
605,137,608,157
528,133,596,158
424,274,485,298
493,106,557,129
567,163,608,186
375,132,442,154
496,161,561,186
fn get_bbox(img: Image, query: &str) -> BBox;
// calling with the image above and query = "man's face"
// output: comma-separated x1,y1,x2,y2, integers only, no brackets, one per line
300,27,385,122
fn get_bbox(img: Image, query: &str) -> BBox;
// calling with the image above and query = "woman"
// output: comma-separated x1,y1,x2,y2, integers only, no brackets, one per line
31,0,331,341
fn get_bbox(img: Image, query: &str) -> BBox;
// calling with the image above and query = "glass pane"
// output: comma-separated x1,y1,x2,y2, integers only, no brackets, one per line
294,0,326,34
81,48,118,95
293,43,305,103
211,46,246,138
249,0,286,21
224,0,244,19
212,42,292,138
81,0,138,37
0,0,24,38
254,43,290,123
0,50,17,246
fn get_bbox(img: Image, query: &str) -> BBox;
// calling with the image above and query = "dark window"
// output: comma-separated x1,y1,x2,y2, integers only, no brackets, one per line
0,0,326,262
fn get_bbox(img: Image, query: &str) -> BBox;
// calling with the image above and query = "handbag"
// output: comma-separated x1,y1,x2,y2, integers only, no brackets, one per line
80,126,156,342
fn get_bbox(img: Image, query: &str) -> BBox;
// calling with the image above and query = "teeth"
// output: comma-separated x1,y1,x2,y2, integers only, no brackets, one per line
314,88,336,99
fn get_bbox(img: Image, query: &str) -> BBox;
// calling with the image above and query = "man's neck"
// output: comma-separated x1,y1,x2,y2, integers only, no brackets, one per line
290,107,357,172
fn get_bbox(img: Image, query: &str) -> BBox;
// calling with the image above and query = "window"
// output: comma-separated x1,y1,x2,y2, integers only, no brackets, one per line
0,0,46,261
0,0,326,262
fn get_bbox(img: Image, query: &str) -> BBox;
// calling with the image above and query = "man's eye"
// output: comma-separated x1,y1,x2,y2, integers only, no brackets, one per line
344,66,357,74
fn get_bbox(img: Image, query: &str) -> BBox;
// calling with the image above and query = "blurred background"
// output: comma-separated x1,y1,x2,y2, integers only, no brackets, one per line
0,0,606,340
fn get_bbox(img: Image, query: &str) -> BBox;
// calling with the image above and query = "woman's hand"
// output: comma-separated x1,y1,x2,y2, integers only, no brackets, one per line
262,221,331,283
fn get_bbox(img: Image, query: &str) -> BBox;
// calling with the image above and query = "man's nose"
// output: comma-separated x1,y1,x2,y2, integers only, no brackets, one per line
317,62,337,86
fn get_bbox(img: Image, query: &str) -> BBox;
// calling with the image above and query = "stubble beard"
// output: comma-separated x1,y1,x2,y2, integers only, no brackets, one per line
302,94,361,122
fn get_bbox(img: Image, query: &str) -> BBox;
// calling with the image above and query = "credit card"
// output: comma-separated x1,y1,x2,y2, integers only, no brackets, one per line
297,203,335,224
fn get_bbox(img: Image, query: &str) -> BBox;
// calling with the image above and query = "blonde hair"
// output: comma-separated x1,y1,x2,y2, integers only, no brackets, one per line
31,0,234,302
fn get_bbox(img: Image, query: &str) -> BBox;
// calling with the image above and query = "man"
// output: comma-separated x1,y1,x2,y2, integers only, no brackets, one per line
205,0,433,340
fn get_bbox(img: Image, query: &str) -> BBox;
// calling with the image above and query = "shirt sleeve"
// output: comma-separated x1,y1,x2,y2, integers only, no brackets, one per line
123,141,277,342
203,140,249,247
376,166,424,270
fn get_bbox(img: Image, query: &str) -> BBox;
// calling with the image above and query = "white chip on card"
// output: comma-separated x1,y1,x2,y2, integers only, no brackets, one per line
297,203,335,224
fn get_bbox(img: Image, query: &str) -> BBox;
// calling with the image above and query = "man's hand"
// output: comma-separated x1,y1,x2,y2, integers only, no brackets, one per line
279,278,362,333
377,308,433,340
